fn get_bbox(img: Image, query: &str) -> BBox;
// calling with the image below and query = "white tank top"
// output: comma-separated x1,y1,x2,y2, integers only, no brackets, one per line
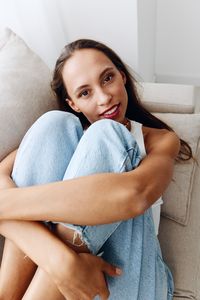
130,120,163,235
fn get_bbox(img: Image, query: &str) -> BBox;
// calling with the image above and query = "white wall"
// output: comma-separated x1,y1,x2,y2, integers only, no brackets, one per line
58,0,139,74
138,0,157,82
1,0,199,85
155,0,200,85
0,0,70,69
58,0,156,82
0,0,139,73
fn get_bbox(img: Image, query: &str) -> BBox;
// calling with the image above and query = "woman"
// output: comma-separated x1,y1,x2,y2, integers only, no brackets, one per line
0,39,192,299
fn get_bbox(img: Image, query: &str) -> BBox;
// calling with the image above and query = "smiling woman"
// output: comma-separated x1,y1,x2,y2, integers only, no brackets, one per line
0,38,192,300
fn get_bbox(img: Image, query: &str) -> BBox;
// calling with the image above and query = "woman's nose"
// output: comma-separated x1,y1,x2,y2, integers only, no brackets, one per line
96,89,112,106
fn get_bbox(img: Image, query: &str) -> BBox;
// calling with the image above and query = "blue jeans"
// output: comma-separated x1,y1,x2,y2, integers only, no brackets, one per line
12,111,174,300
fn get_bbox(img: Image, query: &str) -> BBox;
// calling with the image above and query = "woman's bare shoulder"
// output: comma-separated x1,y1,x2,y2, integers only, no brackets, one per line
142,126,180,156
142,126,169,138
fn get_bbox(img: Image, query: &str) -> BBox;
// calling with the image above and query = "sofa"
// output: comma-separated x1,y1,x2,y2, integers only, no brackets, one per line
0,28,200,299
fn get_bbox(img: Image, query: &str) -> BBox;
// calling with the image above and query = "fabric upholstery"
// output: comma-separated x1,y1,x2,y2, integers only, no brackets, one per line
0,27,58,161
157,113,200,300
138,82,196,113
154,113,200,226
158,149,200,299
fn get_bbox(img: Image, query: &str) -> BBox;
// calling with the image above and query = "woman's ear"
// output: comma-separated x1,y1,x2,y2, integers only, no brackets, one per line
120,71,127,85
65,99,81,113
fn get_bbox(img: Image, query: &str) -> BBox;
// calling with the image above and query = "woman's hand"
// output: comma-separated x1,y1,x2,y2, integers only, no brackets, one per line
53,251,122,300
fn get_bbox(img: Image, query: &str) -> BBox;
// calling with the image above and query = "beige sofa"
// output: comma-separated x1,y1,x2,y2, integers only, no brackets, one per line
0,28,200,299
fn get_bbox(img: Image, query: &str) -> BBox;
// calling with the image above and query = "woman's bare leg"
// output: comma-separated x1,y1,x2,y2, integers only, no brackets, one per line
22,224,90,300
0,236,65,300
0,238,37,300
0,222,89,300
22,267,65,300
0,220,67,300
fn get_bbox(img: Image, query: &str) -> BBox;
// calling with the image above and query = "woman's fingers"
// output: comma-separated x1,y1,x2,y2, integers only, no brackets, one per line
101,259,122,277
98,259,122,300
98,288,110,300
54,252,123,300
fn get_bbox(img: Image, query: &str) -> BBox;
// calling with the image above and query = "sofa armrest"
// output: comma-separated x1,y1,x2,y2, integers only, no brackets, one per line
138,82,198,114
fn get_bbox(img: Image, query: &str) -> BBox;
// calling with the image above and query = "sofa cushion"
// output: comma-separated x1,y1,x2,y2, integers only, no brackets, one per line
0,27,58,161
154,113,200,225
138,82,195,113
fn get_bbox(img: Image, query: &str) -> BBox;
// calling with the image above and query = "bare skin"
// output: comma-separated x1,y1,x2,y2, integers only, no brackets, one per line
0,219,120,300
0,223,90,300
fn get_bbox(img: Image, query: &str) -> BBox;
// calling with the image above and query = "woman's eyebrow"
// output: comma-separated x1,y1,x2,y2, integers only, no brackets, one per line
75,84,90,95
74,67,114,95
99,67,114,81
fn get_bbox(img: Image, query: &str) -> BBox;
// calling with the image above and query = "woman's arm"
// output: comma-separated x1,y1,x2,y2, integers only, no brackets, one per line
133,127,181,212
0,148,136,223
0,149,17,188
0,130,180,225
0,219,119,299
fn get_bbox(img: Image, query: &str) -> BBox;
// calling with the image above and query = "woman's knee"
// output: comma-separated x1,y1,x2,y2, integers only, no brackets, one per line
84,119,138,149
87,119,118,133
85,119,131,140
31,111,82,136
17,111,83,151
12,112,83,185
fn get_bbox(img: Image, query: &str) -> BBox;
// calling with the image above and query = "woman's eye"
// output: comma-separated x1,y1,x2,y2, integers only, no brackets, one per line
80,90,89,97
103,74,113,84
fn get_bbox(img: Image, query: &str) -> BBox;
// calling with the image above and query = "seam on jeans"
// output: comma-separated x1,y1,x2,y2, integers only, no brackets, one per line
12,127,35,178
119,148,141,172
69,148,136,178
157,253,174,296
69,133,141,178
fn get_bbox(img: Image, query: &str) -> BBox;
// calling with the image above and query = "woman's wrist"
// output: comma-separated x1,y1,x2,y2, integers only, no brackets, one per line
47,242,78,286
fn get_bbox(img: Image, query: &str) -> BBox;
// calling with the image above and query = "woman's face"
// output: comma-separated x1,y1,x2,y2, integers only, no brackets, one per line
62,48,128,124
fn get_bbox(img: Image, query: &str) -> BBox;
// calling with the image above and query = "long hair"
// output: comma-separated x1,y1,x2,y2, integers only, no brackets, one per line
51,39,192,162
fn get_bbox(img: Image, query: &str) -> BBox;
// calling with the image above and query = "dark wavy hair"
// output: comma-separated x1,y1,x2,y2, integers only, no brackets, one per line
51,39,192,162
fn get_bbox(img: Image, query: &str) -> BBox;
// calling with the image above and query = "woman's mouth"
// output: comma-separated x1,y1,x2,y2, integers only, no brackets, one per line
100,104,120,119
